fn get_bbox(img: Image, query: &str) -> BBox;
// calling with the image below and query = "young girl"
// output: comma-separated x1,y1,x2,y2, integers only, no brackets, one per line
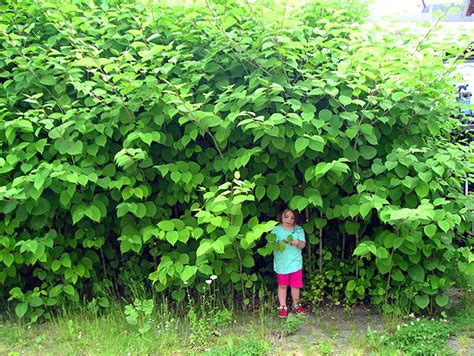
272,208,306,318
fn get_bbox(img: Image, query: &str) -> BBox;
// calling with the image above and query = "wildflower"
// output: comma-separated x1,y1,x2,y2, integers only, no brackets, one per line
411,321,414,325
409,313,415,318
210,275,218,280
77,331,82,340
205,279,212,285
416,318,420,322
397,325,400,331
184,281,188,285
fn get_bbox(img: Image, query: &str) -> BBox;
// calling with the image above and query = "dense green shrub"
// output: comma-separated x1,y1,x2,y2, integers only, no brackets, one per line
0,0,472,320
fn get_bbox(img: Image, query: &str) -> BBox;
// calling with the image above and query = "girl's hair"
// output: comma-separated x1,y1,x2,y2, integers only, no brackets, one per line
276,207,302,225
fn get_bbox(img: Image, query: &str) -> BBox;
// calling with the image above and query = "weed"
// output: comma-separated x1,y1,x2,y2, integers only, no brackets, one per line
280,313,307,336
208,336,271,355
123,298,154,334
188,308,212,348
210,308,233,329
316,340,334,355
378,317,452,355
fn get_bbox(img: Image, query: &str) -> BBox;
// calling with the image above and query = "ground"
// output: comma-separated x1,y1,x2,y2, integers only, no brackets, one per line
1,302,473,355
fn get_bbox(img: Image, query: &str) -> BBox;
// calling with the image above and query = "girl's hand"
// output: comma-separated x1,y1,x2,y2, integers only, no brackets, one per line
290,240,300,247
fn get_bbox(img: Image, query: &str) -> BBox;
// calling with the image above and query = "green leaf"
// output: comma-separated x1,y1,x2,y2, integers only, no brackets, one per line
63,285,75,296
85,206,102,222
29,296,43,307
346,280,356,291
359,203,372,219
419,171,432,183
438,221,450,233
40,75,57,86
3,253,14,267
158,221,174,232
255,185,265,201
415,182,429,199
242,254,254,268
371,161,386,175
170,171,181,183
198,264,212,275
308,135,325,152
68,141,83,155
212,239,225,254
318,109,332,121
424,224,437,238
181,265,197,282
344,221,359,235
51,260,61,272
289,195,308,211
435,295,449,307
295,137,309,154
339,95,351,106
224,225,240,238
391,269,404,282
49,285,62,298
408,265,425,283
15,303,28,318
267,185,280,201
196,241,212,257
353,243,369,256
359,146,377,160
166,231,179,245
60,191,71,207
414,294,430,309
71,206,85,225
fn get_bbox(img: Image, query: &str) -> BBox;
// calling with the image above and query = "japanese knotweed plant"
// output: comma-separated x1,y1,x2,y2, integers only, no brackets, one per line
0,0,472,321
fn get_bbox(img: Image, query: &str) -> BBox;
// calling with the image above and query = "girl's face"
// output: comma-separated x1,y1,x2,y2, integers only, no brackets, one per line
281,210,295,229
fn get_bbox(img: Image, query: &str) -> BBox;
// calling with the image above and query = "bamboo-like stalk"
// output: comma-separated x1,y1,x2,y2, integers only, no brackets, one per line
319,224,323,274
341,233,346,260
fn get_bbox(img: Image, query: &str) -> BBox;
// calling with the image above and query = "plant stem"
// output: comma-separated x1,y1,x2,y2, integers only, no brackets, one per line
319,222,323,274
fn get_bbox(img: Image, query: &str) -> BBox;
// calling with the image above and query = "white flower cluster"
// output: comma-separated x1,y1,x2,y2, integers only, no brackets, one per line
205,275,218,285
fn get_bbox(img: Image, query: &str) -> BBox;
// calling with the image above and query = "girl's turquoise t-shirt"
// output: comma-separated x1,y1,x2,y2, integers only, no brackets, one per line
272,224,305,274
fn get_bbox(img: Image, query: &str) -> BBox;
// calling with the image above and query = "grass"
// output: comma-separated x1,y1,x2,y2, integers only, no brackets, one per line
1,293,473,355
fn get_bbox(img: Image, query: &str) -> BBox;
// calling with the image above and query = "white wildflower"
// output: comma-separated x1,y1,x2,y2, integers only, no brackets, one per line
77,331,82,340
205,279,212,285
397,325,401,331
416,318,420,322
409,313,415,318
184,281,188,285
210,275,218,280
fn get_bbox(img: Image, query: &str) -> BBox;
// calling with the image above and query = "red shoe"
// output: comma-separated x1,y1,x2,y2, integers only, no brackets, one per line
278,306,288,318
293,304,306,315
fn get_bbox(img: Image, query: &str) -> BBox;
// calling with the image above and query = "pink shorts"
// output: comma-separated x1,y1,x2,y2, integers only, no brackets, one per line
276,269,303,289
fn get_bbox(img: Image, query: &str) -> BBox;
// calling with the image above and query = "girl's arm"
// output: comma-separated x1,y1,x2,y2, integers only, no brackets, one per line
290,226,305,249
290,239,306,249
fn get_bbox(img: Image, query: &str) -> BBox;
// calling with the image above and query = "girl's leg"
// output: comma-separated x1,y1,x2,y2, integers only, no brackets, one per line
278,285,288,306
290,287,300,305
